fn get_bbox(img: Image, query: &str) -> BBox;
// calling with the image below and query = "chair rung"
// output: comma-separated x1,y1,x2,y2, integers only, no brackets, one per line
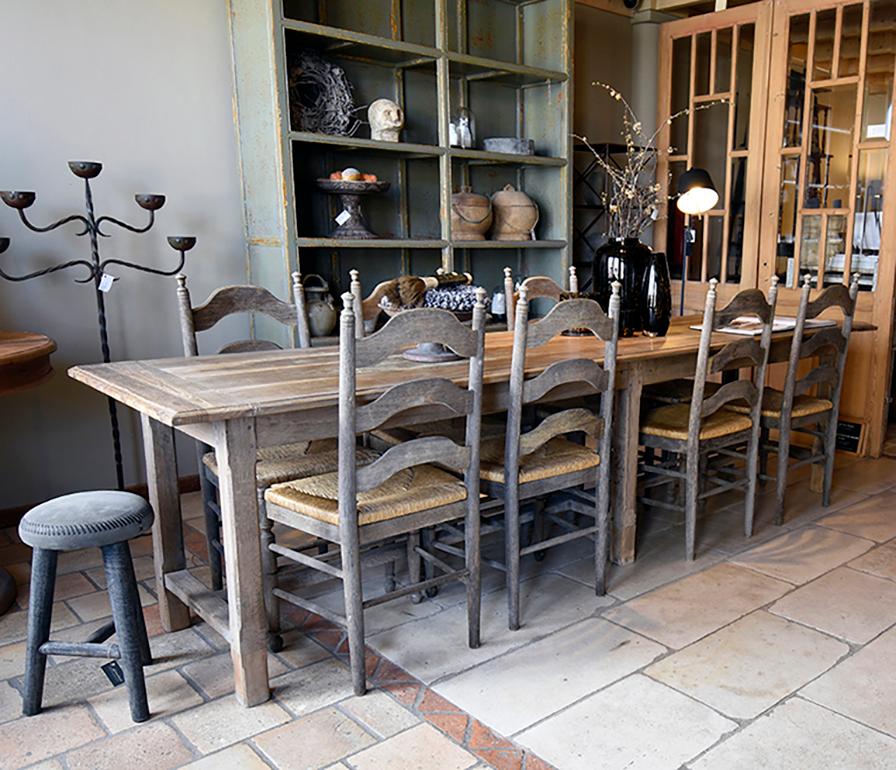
85,620,116,645
414,546,459,577
520,525,597,556
39,641,120,660
639,496,682,512
642,464,685,479
363,571,466,609
270,543,344,579
273,588,346,627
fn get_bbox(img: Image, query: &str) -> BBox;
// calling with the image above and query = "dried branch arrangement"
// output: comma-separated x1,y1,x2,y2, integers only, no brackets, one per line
574,82,729,240
288,50,361,136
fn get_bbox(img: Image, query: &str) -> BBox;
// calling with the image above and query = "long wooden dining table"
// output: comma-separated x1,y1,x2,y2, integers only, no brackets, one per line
68,315,868,706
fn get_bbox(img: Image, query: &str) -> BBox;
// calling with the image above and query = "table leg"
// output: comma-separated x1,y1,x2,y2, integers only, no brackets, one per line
140,415,190,631
612,371,643,565
214,417,270,706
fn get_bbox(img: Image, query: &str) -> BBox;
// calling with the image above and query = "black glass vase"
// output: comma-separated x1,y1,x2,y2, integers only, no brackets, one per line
640,250,672,337
592,237,650,337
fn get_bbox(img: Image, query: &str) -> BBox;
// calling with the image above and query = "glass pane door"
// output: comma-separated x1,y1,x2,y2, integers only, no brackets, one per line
656,3,774,309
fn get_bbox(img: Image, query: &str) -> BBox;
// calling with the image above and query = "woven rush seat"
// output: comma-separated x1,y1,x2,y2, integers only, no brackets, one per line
642,378,721,404
265,462,467,526
19,491,154,551
725,388,833,419
640,403,753,441
202,439,349,487
479,435,600,483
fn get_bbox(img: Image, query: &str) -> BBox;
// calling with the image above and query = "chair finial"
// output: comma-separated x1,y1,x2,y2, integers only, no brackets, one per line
518,285,529,302
341,292,355,313
176,273,187,289
291,271,301,287
474,286,488,307
503,266,512,279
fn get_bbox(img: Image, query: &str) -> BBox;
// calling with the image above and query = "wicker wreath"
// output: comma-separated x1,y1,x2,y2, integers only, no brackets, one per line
288,50,361,136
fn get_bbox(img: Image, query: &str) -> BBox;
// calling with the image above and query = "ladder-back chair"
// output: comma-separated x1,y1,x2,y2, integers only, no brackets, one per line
479,281,619,628
176,273,326,647
503,265,579,330
731,273,859,523
263,291,487,695
639,278,779,560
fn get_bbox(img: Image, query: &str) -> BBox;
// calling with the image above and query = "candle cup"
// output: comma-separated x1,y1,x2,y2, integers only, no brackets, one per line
0,191,36,209
68,161,103,179
167,236,197,252
135,194,166,211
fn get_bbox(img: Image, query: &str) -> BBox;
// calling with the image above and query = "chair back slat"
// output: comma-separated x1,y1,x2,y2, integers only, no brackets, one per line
355,308,478,367
709,338,765,373
355,378,473,434
336,290,487,532
795,364,839,396
504,265,578,330
701,378,758,418
525,297,615,347
523,359,609,404
176,272,309,356
805,283,855,318
218,340,282,355
686,278,778,446
356,436,470,493
518,408,602,457
798,326,847,359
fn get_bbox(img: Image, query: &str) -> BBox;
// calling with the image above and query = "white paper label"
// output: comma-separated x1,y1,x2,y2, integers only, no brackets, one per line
98,273,115,292
335,210,351,226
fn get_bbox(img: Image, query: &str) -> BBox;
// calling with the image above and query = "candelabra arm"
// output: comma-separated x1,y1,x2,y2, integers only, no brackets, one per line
99,247,185,277
0,257,95,283
17,208,90,235
95,209,155,237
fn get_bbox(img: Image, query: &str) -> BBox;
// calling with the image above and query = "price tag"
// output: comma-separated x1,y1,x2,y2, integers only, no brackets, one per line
335,210,351,226
98,273,116,292
101,660,125,686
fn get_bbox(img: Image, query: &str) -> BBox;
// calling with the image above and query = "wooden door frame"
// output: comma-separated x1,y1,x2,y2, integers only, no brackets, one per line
654,1,775,311
757,0,896,455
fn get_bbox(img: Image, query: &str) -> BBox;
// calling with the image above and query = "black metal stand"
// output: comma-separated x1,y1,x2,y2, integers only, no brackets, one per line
0,161,196,489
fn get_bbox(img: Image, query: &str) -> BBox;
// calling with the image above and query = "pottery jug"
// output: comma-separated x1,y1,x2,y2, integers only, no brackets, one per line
491,184,539,241
302,274,338,337
451,186,492,241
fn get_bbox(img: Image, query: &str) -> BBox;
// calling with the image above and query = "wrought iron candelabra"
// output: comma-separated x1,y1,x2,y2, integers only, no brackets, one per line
0,161,196,489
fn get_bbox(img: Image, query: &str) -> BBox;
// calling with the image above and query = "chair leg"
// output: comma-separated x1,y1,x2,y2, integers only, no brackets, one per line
407,531,422,604
505,483,522,631
465,496,481,650
774,428,791,526
22,548,57,717
339,538,366,696
257,491,282,653
197,449,224,591
758,426,770,483
102,542,150,723
744,431,762,538
822,416,838,507
595,478,610,597
684,452,700,561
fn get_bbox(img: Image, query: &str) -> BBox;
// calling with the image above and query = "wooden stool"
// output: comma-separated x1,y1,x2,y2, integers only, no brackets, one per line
18,491,154,722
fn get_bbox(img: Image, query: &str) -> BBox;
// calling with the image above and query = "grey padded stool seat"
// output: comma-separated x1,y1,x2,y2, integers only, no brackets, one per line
19,491,154,722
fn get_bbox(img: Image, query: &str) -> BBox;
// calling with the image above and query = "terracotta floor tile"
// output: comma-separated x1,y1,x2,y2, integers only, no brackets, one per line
14,571,96,610
0,704,104,768
691,697,896,769
770,566,896,643
0,602,78,646
89,669,203,733
0,640,28,680
646,610,847,719
603,563,791,649
65,721,194,770
182,650,288,699
270,658,355,717
339,689,420,738
180,743,270,769
0,679,21,724
253,707,376,769
170,694,291,754
65,584,155,622
348,722,478,770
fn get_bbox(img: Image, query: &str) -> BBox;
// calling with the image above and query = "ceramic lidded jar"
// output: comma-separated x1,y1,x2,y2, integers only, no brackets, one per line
302,274,338,337
490,184,539,241
451,186,493,241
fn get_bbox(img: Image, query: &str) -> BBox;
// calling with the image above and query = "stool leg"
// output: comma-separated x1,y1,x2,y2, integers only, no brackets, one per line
103,542,150,722
22,548,57,716
118,546,152,666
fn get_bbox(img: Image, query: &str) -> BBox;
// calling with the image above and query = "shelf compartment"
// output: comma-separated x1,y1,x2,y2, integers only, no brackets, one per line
451,240,566,249
297,238,446,249
290,132,443,158
447,51,567,86
281,19,439,69
450,148,566,167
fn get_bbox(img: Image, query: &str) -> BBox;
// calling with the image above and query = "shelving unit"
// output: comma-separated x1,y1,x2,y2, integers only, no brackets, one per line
228,0,572,344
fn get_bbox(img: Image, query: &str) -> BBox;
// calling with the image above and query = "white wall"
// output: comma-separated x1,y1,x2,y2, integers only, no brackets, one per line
0,1,249,508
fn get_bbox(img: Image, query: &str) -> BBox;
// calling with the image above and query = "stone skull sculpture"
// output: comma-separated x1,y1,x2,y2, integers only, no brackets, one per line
368,98,404,142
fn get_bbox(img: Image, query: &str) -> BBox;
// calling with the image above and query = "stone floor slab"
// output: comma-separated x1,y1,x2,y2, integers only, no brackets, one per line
603,563,791,649
339,689,421,739
646,610,847,719
270,658,356,717
816,493,896,542
435,617,666,736
801,626,896,737
770,566,896,644
517,674,735,770
368,573,608,684
182,650,289,699
691,697,896,769
348,722,477,770
180,744,271,770
253,706,377,769
731,526,873,584
759,484,867,530
0,704,104,769
849,542,896,581
170,694,292,754
834,457,896,496
89,669,203,733
65,721,194,770
0,602,78,646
